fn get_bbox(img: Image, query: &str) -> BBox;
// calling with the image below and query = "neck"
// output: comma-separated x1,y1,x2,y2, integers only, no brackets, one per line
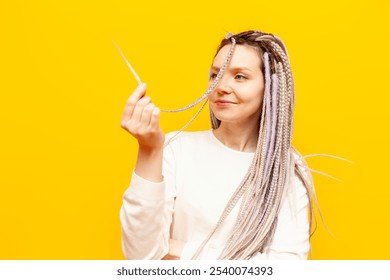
213,121,259,152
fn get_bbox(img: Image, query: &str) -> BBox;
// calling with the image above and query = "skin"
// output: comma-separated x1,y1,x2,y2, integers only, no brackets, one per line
120,83,180,259
209,44,264,152
120,83,165,183
120,44,265,259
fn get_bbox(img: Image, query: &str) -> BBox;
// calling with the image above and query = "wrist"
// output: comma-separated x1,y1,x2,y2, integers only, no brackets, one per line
138,145,164,157
135,145,164,183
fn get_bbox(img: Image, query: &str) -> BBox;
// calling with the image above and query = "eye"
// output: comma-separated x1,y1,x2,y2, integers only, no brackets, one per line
235,74,247,80
209,73,218,80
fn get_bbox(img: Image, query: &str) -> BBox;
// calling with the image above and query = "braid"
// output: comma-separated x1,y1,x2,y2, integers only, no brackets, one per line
193,31,314,259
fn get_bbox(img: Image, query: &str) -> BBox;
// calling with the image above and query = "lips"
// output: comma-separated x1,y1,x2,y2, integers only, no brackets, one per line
214,99,237,105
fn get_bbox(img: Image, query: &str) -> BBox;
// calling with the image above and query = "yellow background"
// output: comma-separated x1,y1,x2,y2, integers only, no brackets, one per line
1,0,389,259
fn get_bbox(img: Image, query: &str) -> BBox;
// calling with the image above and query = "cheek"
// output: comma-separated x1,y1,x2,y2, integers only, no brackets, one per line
243,82,264,102
255,82,265,103
245,84,264,112
207,92,215,102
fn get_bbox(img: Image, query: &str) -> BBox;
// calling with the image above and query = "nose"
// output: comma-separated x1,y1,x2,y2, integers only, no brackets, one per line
215,76,232,95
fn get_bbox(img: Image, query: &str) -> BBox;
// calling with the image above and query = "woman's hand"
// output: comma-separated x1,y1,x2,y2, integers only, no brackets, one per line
121,83,165,182
120,83,165,150
161,239,185,260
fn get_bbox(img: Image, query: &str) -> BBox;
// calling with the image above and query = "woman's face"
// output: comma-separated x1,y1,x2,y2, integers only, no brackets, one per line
209,44,265,126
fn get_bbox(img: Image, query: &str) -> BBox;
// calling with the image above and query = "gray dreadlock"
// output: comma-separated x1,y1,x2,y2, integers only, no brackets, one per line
191,30,314,260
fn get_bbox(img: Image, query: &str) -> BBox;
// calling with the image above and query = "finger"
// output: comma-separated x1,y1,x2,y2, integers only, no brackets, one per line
149,107,161,128
122,83,147,120
140,103,155,127
131,96,152,124
120,83,147,126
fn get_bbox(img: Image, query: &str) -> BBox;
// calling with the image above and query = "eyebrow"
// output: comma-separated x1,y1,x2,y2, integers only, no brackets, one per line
210,66,253,72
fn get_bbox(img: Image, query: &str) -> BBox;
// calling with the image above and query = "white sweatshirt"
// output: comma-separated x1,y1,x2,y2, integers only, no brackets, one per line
120,130,310,260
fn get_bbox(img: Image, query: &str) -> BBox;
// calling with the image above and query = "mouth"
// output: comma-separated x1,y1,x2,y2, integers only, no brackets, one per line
214,99,237,105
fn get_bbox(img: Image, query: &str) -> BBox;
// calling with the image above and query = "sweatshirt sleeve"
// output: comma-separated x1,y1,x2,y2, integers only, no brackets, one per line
120,144,177,260
249,174,310,260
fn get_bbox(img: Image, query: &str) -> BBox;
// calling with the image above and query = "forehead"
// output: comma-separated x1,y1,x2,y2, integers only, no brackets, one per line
212,44,262,70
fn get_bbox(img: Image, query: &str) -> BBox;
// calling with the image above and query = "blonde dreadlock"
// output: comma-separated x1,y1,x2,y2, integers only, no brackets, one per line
192,30,314,259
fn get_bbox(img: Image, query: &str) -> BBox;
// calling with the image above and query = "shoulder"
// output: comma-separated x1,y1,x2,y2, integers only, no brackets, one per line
290,147,312,189
285,147,312,211
291,147,304,164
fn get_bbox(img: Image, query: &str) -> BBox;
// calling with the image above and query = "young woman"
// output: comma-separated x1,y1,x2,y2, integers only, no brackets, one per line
119,30,313,260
